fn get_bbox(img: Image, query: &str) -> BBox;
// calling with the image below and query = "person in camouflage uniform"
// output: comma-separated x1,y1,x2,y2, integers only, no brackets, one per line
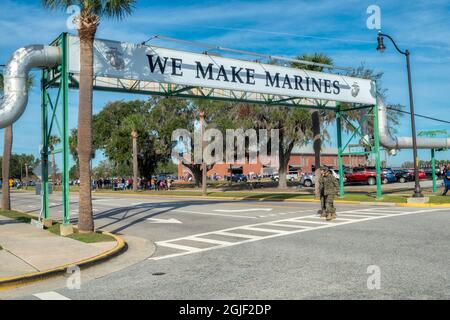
317,166,327,217
318,166,339,221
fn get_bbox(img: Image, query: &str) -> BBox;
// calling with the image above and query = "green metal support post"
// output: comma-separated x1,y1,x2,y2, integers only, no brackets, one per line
431,149,437,193
373,104,383,199
61,33,71,226
41,69,50,220
336,103,345,198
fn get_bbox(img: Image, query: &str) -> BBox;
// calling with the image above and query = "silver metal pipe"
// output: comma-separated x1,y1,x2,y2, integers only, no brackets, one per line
0,45,61,128
378,96,450,151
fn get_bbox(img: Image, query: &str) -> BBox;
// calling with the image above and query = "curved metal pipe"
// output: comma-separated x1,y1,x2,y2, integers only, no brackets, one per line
0,45,61,128
378,96,450,151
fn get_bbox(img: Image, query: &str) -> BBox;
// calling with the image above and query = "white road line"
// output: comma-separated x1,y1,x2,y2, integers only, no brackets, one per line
307,216,355,222
157,242,202,252
338,213,378,218
173,209,257,219
356,209,400,214
214,208,272,213
343,210,389,216
240,226,288,234
291,219,329,225
267,223,310,229
149,208,446,261
186,237,233,245
33,291,71,300
215,231,262,239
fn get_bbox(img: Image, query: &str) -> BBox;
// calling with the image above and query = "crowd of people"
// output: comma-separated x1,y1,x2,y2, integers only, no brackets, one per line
88,177,174,191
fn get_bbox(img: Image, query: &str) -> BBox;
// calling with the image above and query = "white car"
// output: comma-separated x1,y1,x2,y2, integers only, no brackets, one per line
271,173,298,182
300,169,343,187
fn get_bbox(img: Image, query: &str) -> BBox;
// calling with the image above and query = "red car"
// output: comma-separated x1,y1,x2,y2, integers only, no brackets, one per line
404,169,426,180
345,167,385,185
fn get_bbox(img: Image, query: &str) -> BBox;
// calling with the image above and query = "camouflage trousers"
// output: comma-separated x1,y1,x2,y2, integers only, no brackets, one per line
320,194,336,213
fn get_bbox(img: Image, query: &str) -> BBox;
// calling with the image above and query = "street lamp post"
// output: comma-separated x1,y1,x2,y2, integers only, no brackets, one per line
200,111,207,196
376,31,423,197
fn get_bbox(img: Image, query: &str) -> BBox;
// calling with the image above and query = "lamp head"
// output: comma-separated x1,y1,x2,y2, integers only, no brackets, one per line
376,32,386,53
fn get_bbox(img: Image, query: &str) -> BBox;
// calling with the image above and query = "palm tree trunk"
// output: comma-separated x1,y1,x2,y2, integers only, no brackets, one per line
2,125,13,210
278,152,289,189
25,164,29,189
312,111,321,198
132,131,139,191
77,24,96,233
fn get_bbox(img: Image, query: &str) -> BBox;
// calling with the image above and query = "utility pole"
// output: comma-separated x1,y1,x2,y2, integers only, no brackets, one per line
200,111,207,196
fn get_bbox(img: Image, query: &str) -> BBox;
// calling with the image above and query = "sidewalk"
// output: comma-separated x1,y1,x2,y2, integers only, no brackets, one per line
0,215,119,281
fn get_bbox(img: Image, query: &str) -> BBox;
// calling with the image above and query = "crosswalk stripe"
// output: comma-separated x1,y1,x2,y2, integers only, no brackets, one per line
338,213,377,218
148,208,447,261
291,219,329,225
33,291,70,300
156,242,202,252
307,216,354,221
240,226,289,234
267,223,310,229
186,237,232,245
347,211,389,216
215,231,262,239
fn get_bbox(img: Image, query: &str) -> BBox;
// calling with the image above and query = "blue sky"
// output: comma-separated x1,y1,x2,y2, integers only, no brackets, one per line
1,0,450,169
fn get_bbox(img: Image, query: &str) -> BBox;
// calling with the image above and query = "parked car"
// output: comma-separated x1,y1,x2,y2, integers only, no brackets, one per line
382,168,397,184
300,169,342,187
345,167,385,185
271,172,299,182
393,169,414,183
403,169,426,180
228,174,248,182
423,167,442,178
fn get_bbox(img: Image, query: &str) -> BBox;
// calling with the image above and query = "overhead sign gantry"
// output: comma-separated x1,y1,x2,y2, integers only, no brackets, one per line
1,33,380,232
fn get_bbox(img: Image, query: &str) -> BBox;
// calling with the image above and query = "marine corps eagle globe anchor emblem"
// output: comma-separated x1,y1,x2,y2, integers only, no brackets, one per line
351,82,360,97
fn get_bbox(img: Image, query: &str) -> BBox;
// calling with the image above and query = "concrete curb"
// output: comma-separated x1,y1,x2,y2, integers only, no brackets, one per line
0,231,126,291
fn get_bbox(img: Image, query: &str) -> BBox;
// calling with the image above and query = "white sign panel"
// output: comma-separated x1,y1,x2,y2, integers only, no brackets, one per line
68,35,376,105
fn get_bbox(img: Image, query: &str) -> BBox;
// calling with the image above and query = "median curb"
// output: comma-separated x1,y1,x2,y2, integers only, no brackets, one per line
0,231,126,291
13,189,450,208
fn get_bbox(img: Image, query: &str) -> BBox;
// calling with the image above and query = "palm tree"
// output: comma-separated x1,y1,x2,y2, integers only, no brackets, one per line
291,53,333,197
43,0,136,233
0,72,11,210
122,114,145,192
49,135,61,186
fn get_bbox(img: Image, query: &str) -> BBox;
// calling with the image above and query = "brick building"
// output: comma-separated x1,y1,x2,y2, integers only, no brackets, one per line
178,145,366,179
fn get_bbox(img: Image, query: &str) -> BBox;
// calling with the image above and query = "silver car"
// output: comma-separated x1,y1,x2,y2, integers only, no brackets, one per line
300,169,342,187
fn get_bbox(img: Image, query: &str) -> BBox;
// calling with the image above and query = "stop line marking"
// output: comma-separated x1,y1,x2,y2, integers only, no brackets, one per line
150,208,446,261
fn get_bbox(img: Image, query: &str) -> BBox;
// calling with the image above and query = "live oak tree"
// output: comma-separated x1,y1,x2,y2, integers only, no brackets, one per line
0,154,39,181
93,98,192,182
233,103,312,189
43,0,136,233
175,99,235,188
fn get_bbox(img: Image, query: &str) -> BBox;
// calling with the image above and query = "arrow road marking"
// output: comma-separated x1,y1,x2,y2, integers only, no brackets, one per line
146,218,182,224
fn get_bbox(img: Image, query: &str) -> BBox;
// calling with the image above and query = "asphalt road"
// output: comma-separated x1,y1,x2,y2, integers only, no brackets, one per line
4,192,450,300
